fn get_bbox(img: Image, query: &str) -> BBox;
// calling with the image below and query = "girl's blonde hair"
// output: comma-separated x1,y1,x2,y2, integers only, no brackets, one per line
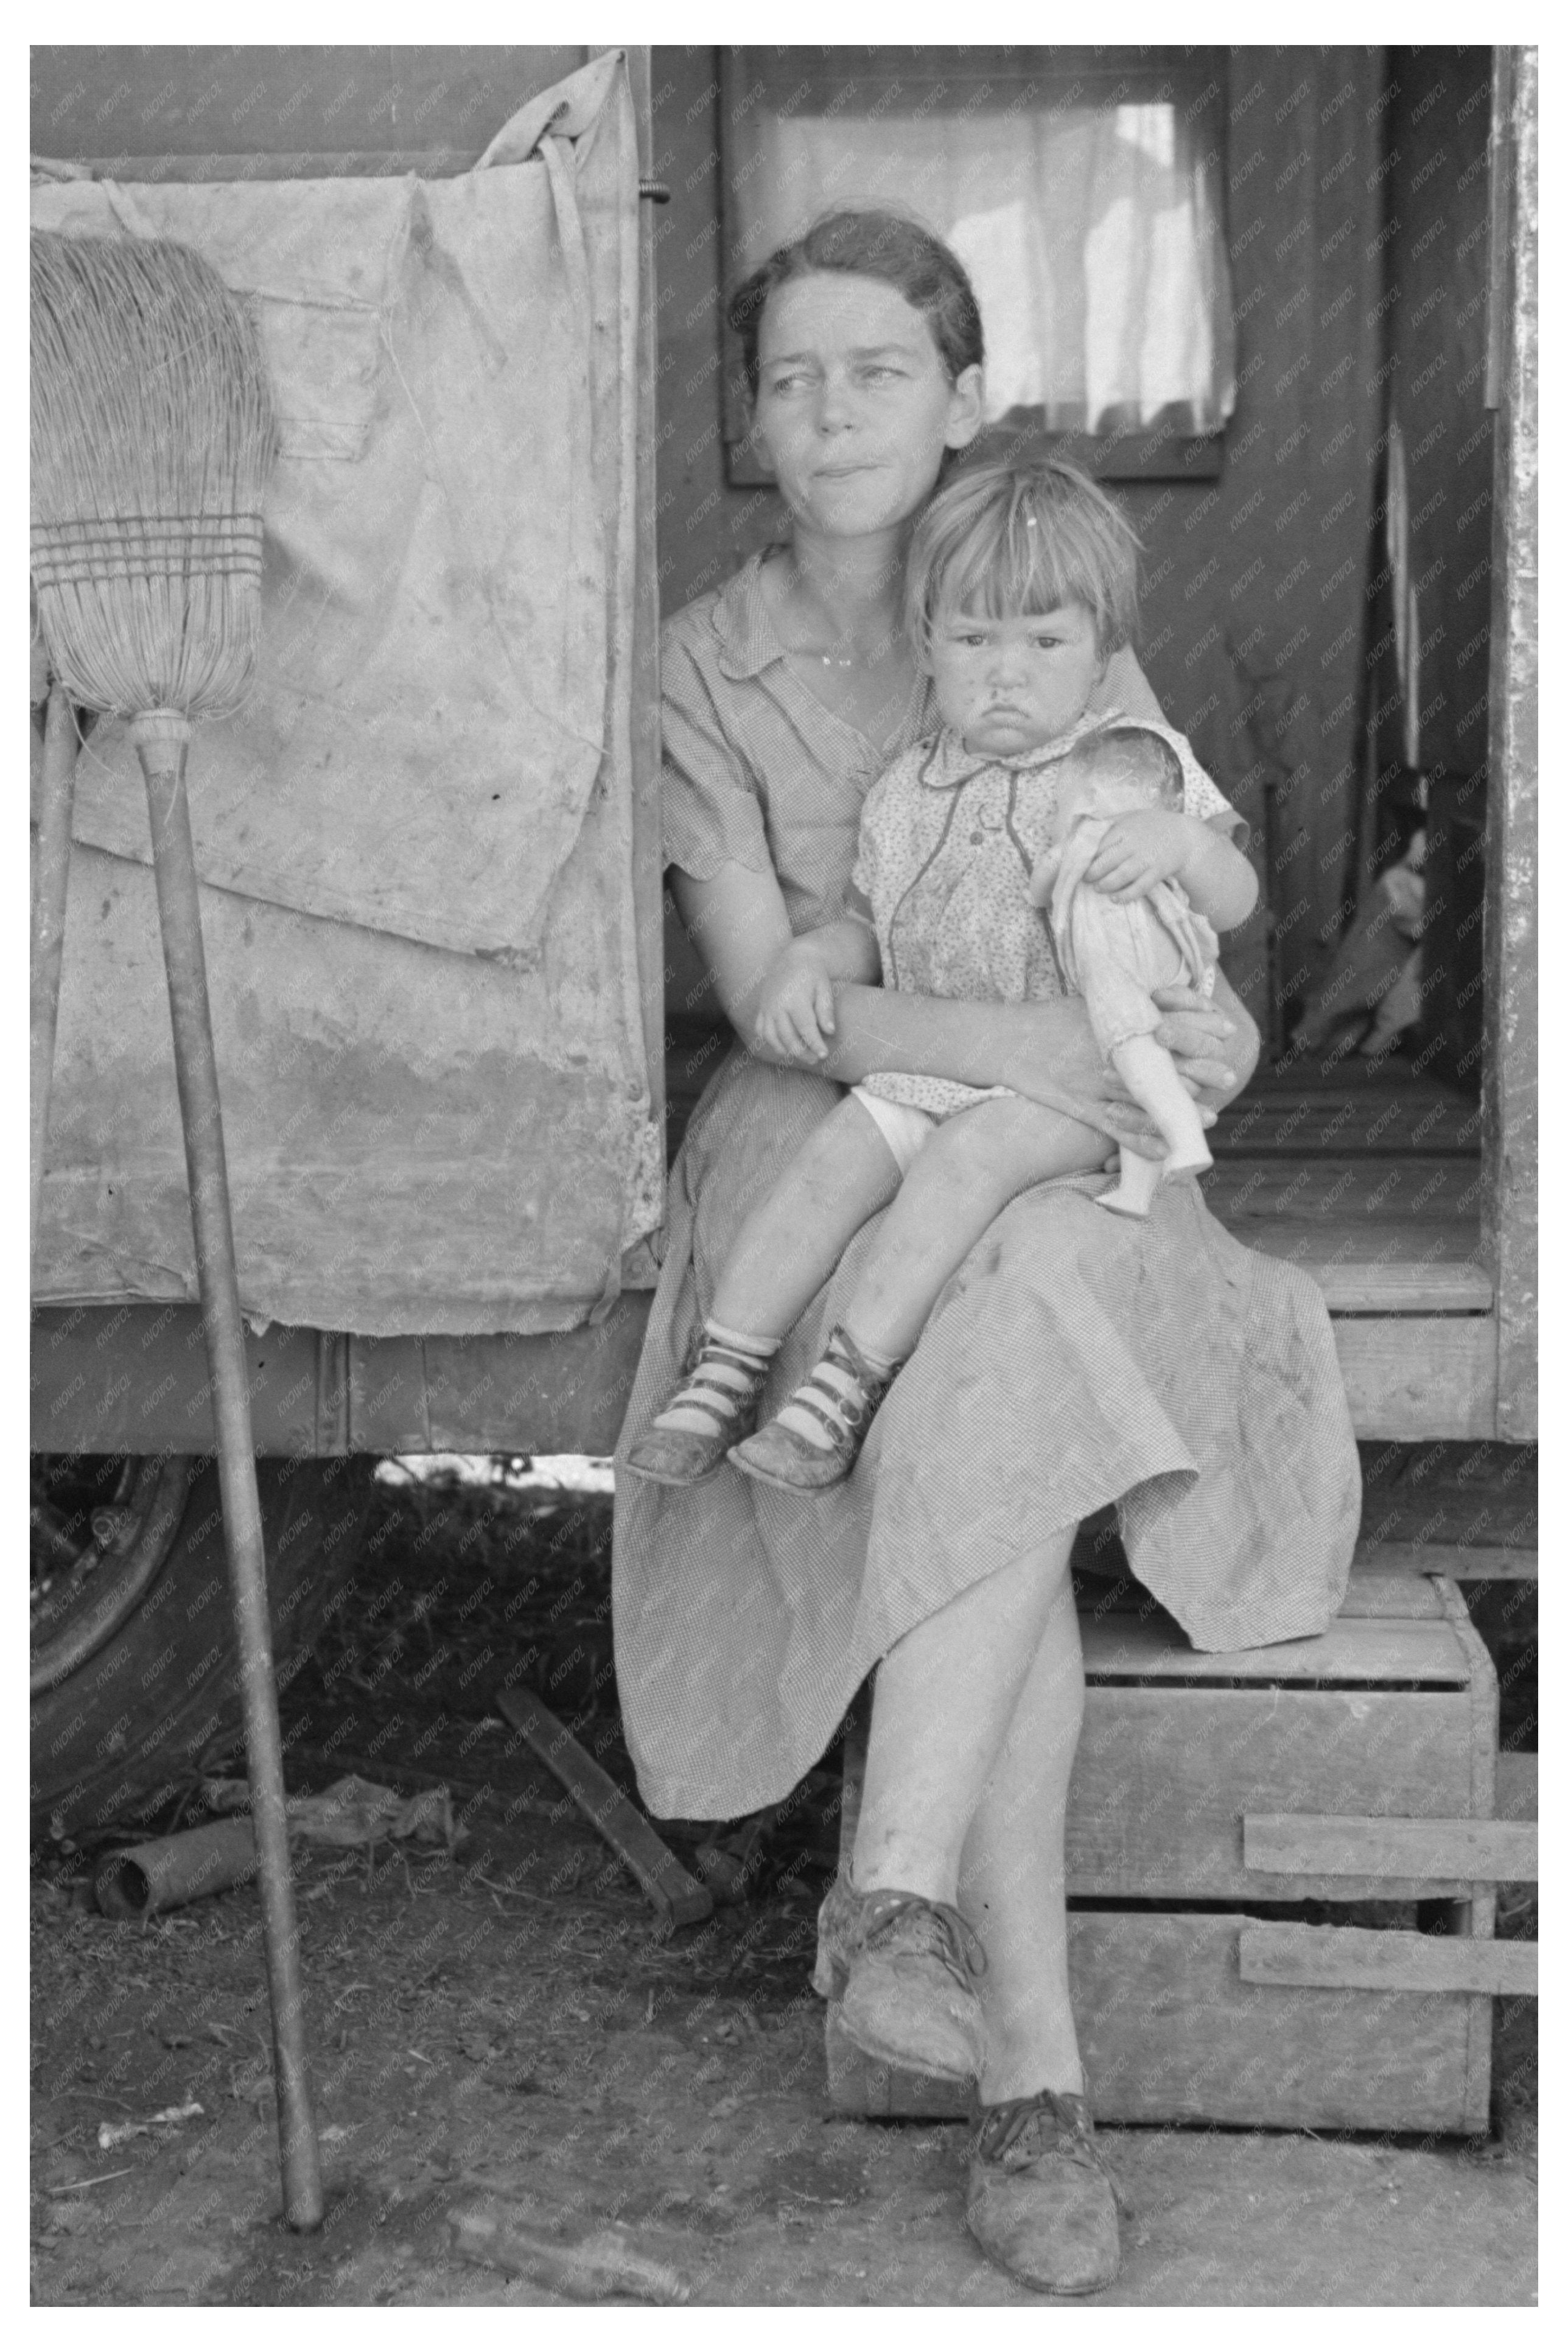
905,457,1143,667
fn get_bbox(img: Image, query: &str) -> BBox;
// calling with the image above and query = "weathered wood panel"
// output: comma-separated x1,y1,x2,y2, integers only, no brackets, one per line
30,47,592,162
1067,1684,1480,1902
1353,1539,1537,1581
1332,1314,1496,1438
1240,1921,1535,1998
1338,1566,1447,1615
1206,1155,1492,1310
1080,1613,1468,1685
1482,46,1538,1440
827,1912,1482,2130
1242,1812,1536,1881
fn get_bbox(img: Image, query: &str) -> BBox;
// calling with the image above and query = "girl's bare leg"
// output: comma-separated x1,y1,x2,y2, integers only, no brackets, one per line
840,1099,1107,1366
709,1095,902,1340
852,1530,1076,1905
959,1569,1087,2099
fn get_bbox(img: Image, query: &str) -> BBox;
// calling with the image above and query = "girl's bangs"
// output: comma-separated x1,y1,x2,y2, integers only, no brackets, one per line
937,523,1090,625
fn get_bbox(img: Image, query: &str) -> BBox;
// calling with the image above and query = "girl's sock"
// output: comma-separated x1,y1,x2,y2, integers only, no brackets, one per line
772,1326,898,1451
653,1317,779,1438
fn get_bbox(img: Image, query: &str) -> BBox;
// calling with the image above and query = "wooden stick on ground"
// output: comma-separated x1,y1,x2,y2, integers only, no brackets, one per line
495,1686,712,1928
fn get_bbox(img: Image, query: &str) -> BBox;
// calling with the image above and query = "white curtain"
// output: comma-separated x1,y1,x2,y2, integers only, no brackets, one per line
749,104,1236,433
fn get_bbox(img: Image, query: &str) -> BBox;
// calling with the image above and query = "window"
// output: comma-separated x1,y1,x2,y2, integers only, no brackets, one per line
721,47,1234,481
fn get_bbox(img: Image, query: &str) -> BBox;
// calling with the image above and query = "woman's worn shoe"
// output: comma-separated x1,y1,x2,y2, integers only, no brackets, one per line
622,1326,771,1487
966,2087,1125,2296
813,1877,987,2084
728,1326,896,1493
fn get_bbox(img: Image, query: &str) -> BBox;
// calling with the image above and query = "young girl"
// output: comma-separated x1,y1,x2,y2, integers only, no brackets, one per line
626,458,1258,1495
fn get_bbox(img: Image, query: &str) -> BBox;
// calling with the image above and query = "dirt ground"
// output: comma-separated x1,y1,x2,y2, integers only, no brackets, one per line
30,1463,1538,2307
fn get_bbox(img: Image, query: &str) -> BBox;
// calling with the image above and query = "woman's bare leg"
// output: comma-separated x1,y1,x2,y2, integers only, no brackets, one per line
852,1530,1076,1905
959,1569,1086,2101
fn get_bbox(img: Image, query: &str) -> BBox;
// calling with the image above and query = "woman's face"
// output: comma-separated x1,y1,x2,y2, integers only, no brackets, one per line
751,273,983,539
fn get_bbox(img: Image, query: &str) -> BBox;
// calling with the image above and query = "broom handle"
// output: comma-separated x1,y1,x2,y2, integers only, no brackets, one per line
31,685,79,1261
133,710,324,2235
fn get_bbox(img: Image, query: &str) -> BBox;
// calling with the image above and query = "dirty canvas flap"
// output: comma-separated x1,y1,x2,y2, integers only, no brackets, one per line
32,89,615,956
31,55,662,1335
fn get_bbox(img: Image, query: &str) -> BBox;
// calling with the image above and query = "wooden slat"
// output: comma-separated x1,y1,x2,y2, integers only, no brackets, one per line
494,1687,712,1929
1206,1158,1493,1312
828,1911,1480,2130
1244,1813,1538,1881
1080,1614,1469,1685
1240,1921,1537,1998
1333,1315,1497,1440
1210,1086,1482,1160
1353,1539,1538,1581
1338,1569,1447,1618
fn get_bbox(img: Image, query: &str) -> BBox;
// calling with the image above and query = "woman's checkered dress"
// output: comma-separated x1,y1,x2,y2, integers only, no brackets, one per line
612,554,1360,1821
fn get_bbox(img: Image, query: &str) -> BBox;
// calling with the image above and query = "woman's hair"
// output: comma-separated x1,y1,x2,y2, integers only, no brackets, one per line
905,457,1143,665
727,209,984,401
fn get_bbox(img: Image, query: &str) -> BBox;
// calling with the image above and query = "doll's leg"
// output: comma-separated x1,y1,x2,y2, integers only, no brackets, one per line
1096,1032,1213,1217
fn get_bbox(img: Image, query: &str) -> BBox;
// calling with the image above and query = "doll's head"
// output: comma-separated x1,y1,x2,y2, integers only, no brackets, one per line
905,458,1143,755
1047,726,1185,844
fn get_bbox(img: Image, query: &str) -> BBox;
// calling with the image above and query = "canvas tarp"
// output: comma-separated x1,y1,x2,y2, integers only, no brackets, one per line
32,51,662,1337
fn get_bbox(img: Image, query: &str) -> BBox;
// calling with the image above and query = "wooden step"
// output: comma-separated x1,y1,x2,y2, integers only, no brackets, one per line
1206,1157,1493,1312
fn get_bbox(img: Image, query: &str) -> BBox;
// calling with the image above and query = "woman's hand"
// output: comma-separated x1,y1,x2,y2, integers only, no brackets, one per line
999,981,1255,1160
1153,976,1258,1104
754,939,839,1063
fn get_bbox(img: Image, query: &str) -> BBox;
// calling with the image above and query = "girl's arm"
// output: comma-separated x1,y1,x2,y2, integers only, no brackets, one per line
1083,812,1259,931
671,863,1255,1144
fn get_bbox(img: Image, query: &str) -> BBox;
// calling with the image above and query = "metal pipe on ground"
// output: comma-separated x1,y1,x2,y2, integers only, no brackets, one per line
94,1819,259,1920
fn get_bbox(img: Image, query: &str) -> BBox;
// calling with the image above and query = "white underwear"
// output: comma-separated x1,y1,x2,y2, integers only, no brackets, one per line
850,1086,936,1177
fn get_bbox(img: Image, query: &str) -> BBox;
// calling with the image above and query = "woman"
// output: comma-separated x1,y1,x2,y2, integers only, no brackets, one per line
613,211,1359,2297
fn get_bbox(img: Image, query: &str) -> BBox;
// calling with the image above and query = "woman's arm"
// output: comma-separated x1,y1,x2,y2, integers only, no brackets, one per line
671,859,1255,1146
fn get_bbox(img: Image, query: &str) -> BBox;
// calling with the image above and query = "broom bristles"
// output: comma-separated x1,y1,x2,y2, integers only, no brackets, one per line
31,231,278,723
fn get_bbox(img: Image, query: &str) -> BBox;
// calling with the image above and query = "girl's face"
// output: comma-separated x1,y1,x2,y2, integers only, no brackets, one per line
751,273,982,539
927,603,1109,757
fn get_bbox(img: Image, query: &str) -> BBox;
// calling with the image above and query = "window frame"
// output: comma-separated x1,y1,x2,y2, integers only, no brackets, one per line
718,44,1231,485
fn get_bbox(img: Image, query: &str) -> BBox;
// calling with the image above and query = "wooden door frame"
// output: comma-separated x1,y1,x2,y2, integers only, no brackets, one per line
1482,45,1538,1441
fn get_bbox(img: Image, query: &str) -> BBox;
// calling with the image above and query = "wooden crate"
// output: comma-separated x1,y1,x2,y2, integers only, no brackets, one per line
825,1570,1533,2134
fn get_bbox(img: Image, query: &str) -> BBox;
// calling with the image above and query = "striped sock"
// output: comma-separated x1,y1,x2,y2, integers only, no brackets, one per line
652,1318,779,1440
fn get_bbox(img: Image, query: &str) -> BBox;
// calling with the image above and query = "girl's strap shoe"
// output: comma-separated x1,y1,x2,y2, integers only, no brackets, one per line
728,1326,897,1492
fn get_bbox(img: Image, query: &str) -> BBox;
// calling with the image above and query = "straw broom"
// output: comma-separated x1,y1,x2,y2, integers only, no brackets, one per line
31,229,323,2232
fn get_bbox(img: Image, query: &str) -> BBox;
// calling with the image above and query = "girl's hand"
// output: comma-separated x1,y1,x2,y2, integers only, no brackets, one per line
754,942,838,1064
1082,810,1199,901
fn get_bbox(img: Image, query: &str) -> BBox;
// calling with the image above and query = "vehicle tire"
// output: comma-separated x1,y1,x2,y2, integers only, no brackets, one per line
30,1453,366,1839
